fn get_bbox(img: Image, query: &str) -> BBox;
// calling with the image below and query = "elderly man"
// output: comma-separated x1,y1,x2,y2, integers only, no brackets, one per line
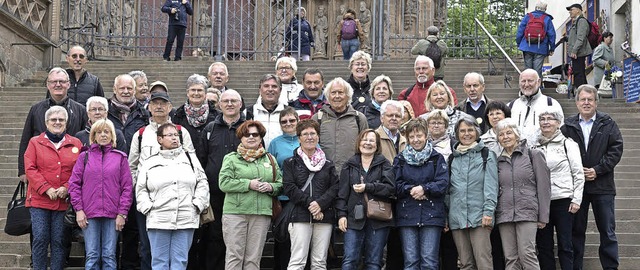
199,89,246,270
566,3,592,89
411,26,448,81
561,85,623,270
57,45,104,105
289,68,327,119
516,1,556,78
129,70,150,107
376,100,406,163
312,77,368,171
398,55,457,116
455,72,493,132
245,74,287,148
508,69,563,146
208,62,230,92
75,96,127,152
276,56,304,104
18,67,88,182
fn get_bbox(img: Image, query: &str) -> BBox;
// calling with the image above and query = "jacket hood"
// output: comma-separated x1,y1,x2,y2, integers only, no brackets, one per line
426,35,439,42
532,10,554,20
452,140,486,157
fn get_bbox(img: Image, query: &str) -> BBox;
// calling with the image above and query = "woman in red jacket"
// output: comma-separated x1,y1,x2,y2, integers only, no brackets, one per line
24,105,83,270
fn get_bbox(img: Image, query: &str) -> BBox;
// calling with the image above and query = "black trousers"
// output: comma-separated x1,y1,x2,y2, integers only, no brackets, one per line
572,56,587,89
163,25,186,60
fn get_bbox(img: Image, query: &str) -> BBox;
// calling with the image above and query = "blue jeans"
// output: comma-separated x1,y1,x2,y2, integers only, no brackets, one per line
537,198,574,270
341,38,360,60
572,194,618,270
342,223,390,270
30,207,65,270
523,51,546,78
83,217,118,270
399,226,442,270
148,229,195,270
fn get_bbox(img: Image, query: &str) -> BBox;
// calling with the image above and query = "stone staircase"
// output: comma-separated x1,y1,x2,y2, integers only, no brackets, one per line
0,58,638,269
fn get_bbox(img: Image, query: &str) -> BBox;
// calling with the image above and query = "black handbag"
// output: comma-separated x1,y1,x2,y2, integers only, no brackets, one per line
63,198,78,227
4,182,31,236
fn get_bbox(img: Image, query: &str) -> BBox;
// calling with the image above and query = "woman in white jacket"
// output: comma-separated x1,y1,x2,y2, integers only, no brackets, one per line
534,110,585,270
136,123,209,270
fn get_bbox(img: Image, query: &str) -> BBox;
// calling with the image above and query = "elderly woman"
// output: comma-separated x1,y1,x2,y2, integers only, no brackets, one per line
218,120,283,269
136,123,209,269
447,116,498,270
68,119,133,270
276,57,304,104
495,118,550,270
75,96,127,152
283,119,339,270
24,105,83,270
313,77,368,171
535,111,585,270
267,107,299,270
398,100,415,136
480,101,512,156
129,70,150,106
394,118,448,269
286,7,314,61
361,74,394,129
425,109,453,160
337,129,395,270
593,31,615,89
174,74,218,159
421,80,470,137
206,87,221,109
347,50,372,111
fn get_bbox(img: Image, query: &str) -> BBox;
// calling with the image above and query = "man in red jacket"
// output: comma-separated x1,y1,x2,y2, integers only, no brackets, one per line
398,55,457,117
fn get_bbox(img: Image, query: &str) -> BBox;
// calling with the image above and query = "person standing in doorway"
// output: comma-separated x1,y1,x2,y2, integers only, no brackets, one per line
161,0,193,61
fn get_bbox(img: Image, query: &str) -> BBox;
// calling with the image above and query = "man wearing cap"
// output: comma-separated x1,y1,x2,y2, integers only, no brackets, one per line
106,74,150,270
411,26,448,81
127,91,195,270
148,80,177,118
566,3,592,89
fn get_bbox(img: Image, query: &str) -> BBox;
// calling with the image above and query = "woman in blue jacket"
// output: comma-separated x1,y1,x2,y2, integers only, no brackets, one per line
394,118,448,270
286,7,314,61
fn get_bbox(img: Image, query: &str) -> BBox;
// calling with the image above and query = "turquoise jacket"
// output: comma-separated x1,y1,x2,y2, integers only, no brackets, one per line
219,152,283,216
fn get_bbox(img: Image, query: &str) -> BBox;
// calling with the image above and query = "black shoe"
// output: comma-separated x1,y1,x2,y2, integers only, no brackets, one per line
163,58,170,61
174,58,182,61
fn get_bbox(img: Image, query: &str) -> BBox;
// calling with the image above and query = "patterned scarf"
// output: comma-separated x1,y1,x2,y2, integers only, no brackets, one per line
297,147,326,172
110,96,134,123
401,142,434,166
237,143,267,162
184,102,210,127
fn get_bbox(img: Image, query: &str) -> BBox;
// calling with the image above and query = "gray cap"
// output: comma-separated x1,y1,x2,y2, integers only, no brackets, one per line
427,26,439,35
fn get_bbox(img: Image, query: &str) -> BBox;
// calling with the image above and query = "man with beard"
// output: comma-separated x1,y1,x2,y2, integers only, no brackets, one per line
398,55,457,116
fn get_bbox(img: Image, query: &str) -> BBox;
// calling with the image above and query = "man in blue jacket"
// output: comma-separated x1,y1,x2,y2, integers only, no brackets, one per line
516,0,556,78
161,0,193,61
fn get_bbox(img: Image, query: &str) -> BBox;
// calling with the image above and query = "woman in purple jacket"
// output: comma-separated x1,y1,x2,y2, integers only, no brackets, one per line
68,119,133,270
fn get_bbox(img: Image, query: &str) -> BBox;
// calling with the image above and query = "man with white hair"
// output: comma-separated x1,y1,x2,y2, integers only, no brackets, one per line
398,55,458,117
456,72,493,133
75,96,127,153
376,100,407,163
516,0,556,78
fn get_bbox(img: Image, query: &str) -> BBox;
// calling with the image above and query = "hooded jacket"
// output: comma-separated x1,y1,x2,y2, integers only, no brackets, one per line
283,150,339,224
560,111,623,195
337,154,395,230
496,140,551,224
446,142,498,230
68,143,133,219
24,133,82,211
516,10,556,55
161,0,193,28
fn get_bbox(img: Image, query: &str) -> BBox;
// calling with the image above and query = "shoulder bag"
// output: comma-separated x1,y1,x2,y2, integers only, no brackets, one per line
361,176,393,221
4,181,31,236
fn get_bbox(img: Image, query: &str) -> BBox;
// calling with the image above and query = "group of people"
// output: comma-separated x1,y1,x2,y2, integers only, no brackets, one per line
18,41,622,270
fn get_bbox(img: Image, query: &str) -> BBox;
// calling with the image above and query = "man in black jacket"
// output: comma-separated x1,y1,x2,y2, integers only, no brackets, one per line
561,85,623,270
18,67,88,182
56,46,104,105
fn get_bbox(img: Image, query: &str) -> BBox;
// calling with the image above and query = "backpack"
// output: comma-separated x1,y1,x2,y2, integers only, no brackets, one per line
424,40,443,69
580,17,602,49
137,124,183,154
341,19,358,40
523,13,547,44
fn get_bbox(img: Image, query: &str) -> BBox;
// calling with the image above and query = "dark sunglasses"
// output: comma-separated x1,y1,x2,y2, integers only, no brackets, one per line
280,119,297,124
243,132,260,138
71,54,86,59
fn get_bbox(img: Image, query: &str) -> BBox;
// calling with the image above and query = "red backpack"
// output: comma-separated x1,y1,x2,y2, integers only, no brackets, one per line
581,17,602,49
523,13,547,44
341,19,358,40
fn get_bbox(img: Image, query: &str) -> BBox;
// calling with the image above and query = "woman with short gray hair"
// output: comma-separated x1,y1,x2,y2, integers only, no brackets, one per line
361,74,394,129
347,50,373,111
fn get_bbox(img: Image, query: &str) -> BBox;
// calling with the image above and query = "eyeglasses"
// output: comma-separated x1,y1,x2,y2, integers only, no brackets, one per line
47,80,69,85
243,132,261,138
577,98,595,103
300,132,317,138
188,88,205,93
220,99,240,105
70,54,86,59
353,62,368,67
278,66,293,71
428,121,445,126
48,118,66,123
161,133,180,137
88,107,106,113
280,119,297,124
539,117,557,123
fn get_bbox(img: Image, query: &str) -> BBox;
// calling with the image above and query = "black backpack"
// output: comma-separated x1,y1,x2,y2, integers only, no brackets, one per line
425,40,442,69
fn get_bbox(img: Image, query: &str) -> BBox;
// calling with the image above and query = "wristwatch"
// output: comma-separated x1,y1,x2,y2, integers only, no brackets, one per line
118,214,127,220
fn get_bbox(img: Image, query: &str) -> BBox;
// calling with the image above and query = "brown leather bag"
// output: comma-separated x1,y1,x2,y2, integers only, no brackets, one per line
361,176,393,221
267,154,282,221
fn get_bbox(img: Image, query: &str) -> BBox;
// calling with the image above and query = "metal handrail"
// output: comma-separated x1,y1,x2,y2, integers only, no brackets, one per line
474,18,521,75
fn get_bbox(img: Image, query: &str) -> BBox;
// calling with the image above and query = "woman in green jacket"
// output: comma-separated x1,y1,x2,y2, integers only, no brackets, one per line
219,120,283,270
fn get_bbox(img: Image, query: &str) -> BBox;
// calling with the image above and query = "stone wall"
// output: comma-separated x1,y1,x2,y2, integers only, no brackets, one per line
0,24,47,87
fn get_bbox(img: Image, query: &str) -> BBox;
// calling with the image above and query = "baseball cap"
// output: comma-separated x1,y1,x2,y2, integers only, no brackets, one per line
150,91,171,102
149,81,169,93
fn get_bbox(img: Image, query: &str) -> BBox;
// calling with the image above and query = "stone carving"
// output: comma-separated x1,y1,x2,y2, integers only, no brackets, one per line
123,0,135,47
69,0,80,26
198,3,212,52
434,0,447,30
404,0,417,30
358,1,371,51
313,5,328,57
110,1,121,36
83,0,96,25
271,1,285,53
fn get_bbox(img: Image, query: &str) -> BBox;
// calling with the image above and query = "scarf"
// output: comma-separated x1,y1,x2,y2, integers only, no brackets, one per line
110,97,134,123
456,141,478,154
401,143,433,166
45,130,66,143
297,147,326,172
184,102,210,127
237,143,266,162
538,129,562,146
